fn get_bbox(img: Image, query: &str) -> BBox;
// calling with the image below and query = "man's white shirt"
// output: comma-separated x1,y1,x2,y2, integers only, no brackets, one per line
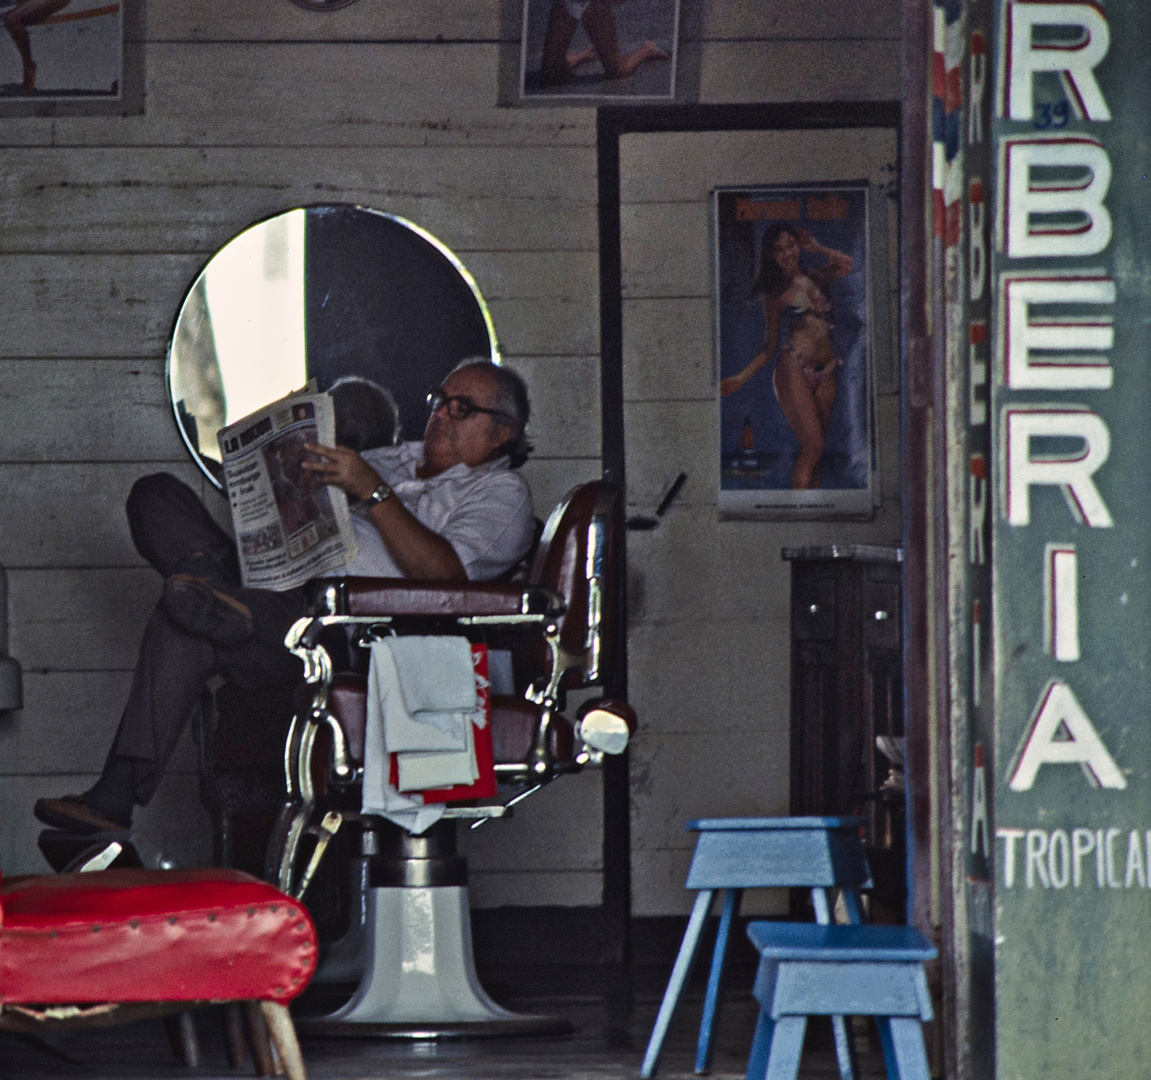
341,441,535,581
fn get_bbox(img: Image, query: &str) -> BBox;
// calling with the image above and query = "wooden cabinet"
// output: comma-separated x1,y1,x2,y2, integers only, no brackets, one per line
784,545,905,915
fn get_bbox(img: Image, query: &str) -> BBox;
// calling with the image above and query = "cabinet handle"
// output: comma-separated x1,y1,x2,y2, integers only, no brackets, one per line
873,610,889,621
808,604,819,614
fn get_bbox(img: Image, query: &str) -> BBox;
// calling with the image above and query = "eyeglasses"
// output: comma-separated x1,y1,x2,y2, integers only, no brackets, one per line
426,388,513,424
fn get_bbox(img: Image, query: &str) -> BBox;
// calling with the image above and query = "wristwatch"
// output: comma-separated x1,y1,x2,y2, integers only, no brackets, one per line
362,482,393,507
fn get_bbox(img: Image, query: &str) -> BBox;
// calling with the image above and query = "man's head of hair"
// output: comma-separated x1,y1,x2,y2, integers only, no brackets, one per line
449,358,533,469
329,376,401,452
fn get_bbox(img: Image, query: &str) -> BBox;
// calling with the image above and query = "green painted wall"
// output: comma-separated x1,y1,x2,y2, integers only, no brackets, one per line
991,0,1151,1074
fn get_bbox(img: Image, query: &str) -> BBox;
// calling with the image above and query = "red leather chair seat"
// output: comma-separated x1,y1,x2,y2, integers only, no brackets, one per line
327,674,574,767
488,696,574,762
338,579,561,618
0,869,317,1005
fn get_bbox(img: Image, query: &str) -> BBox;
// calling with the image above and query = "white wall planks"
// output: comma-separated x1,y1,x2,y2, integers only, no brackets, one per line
44,45,594,150
7,568,160,671
504,355,601,459
702,0,901,40
0,253,600,359
0,146,597,254
147,0,504,43
625,620,789,736
0,772,213,874
700,40,900,103
623,297,714,402
629,730,791,851
0,253,203,358
0,672,135,773
0,361,181,462
620,129,898,204
0,462,206,567
517,457,604,520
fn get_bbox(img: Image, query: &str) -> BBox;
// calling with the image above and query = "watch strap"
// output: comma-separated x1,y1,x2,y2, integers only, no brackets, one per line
363,482,393,506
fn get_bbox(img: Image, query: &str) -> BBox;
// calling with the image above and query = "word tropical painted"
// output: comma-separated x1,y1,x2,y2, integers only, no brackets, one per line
997,827,1151,889
996,0,1119,790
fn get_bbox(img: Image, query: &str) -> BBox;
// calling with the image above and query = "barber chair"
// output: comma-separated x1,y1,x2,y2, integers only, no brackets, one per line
264,479,636,1036
0,865,317,1080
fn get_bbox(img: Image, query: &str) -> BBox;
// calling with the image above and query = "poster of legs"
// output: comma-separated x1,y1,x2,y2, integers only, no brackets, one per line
715,183,877,519
520,0,678,102
0,0,130,105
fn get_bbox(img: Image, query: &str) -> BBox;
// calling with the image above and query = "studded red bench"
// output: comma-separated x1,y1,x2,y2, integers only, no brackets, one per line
0,867,317,1079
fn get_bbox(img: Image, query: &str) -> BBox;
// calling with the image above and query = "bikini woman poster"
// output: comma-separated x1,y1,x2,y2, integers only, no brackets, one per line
715,183,877,519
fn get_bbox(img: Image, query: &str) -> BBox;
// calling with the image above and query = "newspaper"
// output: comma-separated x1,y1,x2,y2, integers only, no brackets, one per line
217,386,358,591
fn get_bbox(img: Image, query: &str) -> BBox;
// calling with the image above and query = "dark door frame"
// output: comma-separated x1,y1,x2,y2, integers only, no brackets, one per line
594,101,936,952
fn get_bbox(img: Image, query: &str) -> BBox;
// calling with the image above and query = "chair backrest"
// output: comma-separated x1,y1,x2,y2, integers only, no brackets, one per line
528,480,623,692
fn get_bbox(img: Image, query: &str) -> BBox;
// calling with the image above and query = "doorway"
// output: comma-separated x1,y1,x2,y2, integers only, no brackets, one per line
594,103,917,931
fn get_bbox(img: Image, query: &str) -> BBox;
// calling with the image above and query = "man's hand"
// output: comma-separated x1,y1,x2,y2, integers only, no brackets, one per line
302,443,467,580
302,444,382,502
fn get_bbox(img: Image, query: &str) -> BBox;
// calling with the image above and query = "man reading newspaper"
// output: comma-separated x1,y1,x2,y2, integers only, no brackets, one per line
34,360,535,834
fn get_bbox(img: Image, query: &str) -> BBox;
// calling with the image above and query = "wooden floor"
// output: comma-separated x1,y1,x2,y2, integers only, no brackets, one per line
0,963,893,1080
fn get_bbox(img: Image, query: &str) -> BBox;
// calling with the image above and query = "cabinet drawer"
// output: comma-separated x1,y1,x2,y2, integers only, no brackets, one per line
792,575,836,640
864,580,901,649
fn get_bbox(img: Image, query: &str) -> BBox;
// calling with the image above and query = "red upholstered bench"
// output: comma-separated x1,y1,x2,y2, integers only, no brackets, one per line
0,868,318,1079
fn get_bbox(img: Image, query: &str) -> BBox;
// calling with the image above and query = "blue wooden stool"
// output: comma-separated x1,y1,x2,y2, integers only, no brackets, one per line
744,923,936,1080
640,816,872,1079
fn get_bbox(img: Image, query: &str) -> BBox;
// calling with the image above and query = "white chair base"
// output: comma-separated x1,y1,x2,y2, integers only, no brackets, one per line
299,885,568,1038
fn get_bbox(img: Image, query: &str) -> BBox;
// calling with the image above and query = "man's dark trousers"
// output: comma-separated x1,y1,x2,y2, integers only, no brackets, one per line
112,473,307,805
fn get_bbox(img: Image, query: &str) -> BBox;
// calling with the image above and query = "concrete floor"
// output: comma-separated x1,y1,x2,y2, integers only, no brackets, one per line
0,964,891,1080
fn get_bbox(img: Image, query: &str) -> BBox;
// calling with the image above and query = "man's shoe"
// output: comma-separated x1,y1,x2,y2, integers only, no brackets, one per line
34,795,131,834
163,574,254,645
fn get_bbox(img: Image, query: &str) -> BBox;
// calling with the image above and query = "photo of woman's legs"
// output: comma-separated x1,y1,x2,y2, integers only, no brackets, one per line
541,0,668,86
3,0,70,93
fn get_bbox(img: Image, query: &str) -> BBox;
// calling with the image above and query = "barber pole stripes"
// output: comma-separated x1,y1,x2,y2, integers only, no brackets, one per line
972,601,983,707
968,30,987,145
934,0,966,247
969,179,986,300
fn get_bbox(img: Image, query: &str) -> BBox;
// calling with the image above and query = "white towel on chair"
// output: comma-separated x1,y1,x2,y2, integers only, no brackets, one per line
395,718,477,791
372,635,471,755
382,636,477,751
361,636,481,833
361,728,442,835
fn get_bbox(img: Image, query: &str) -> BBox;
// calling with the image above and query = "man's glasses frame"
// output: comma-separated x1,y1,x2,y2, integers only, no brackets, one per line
426,388,513,425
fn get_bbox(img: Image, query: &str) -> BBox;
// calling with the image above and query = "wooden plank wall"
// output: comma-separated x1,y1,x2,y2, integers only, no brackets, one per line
0,0,899,912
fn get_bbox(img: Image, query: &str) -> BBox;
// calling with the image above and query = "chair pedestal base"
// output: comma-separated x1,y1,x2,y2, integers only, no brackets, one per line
310,858,370,985
298,885,569,1039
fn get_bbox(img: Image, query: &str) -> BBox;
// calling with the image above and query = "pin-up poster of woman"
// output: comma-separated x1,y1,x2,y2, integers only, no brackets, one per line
715,183,877,519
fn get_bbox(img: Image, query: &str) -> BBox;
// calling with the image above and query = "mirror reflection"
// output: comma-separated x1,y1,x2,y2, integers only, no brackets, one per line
168,205,498,487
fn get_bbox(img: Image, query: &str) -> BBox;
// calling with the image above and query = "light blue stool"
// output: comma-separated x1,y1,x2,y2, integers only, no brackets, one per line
640,816,872,1079
744,922,936,1080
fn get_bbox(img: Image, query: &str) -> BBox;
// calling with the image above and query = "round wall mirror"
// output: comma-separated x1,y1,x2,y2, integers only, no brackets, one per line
167,204,498,488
